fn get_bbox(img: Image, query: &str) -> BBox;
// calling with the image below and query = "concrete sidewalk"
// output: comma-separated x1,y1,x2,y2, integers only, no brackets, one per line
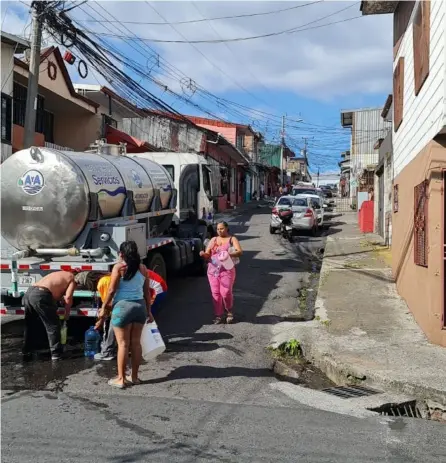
273,212,446,407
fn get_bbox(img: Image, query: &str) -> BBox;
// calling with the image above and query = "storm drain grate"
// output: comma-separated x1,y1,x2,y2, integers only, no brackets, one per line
322,385,382,399
370,401,423,419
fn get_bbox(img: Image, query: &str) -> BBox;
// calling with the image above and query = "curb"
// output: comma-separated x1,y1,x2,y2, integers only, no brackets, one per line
305,236,446,407
272,359,301,382
299,334,446,407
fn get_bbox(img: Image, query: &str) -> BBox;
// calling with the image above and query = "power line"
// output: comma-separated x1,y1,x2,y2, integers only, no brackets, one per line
77,1,324,26
144,1,271,108
190,1,275,100
89,4,361,44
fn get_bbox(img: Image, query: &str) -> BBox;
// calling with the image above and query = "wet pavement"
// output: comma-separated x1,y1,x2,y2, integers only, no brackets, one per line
3,205,446,463
1,203,328,394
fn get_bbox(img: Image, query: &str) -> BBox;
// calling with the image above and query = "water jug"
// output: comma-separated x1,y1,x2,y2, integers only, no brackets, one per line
84,326,101,358
218,250,234,270
141,322,166,360
60,321,67,346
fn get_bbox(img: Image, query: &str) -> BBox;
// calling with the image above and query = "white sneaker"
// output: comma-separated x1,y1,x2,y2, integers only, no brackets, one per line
94,352,115,361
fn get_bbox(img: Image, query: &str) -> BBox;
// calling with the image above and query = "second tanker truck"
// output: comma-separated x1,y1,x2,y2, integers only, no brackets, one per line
0,141,219,317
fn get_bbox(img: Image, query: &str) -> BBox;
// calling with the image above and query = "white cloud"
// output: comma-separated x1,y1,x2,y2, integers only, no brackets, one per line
86,0,393,101
1,1,393,102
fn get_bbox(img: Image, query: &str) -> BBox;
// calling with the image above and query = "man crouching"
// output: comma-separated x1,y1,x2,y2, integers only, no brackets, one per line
22,270,79,361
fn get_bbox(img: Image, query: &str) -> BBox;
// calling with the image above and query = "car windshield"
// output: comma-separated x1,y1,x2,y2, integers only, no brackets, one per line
292,198,308,207
292,188,316,196
277,197,293,206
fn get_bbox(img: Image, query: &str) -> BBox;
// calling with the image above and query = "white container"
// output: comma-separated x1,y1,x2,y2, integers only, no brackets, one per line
218,250,235,270
141,321,166,360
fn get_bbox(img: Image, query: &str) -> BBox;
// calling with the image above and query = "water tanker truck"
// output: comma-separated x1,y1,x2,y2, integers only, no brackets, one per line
0,141,218,317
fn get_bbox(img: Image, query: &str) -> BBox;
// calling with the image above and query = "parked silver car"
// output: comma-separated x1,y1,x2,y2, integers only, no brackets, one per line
270,195,319,235
295,193,325,226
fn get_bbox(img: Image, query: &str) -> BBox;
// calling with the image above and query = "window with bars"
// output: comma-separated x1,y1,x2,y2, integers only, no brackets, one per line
12,82,53,140
236,134,244,151
102,113,117,128
1,93,12,144
414,180,428,267
393,184,399,213
13,82,27,127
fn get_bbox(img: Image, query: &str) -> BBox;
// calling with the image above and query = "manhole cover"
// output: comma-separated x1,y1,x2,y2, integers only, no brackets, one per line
322,385,382,399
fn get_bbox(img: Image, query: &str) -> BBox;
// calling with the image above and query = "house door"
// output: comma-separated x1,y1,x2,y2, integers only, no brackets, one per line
377,170,384,237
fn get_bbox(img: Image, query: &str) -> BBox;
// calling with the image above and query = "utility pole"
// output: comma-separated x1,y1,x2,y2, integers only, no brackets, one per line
23,2,44,148
280,115,285,185
301,136,313,181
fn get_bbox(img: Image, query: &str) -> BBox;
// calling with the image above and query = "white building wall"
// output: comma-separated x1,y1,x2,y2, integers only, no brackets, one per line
121,116,205,153
393,0,446,178
1,42,14,162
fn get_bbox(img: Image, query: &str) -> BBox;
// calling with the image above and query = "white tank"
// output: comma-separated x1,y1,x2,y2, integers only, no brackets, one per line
0,147,173,250
128,155,173,209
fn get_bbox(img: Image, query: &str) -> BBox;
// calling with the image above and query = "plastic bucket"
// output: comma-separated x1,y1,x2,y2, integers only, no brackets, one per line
218,250,234,270
141,321,166,360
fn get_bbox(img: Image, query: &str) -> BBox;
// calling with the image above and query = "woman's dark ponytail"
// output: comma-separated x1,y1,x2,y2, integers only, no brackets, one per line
119,241,141,281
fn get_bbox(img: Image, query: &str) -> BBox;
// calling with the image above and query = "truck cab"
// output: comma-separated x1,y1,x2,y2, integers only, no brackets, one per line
131,152,220,225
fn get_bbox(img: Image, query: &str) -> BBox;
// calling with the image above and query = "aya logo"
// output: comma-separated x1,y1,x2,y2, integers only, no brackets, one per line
18,170,45,195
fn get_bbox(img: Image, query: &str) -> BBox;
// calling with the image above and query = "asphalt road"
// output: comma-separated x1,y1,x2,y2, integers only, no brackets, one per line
2,205,445,462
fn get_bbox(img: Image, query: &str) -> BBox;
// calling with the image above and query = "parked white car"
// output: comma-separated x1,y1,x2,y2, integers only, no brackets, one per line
295,193,325,227
270,195,319,235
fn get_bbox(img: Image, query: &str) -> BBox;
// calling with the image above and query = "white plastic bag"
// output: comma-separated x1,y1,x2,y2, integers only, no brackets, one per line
228,246,240,266
141,321,166,360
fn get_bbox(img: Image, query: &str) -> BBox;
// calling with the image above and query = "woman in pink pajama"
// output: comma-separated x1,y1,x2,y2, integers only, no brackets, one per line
200,222,243,324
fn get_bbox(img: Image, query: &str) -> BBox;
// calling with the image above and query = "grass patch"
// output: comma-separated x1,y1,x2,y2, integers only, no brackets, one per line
314,315,331,327
298,287,308,311
269,339,302,360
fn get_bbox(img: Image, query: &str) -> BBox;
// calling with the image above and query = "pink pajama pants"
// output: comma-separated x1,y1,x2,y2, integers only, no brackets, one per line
207,268,236,317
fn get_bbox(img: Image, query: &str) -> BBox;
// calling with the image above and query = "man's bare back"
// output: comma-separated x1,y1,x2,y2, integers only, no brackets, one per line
35,271,75,301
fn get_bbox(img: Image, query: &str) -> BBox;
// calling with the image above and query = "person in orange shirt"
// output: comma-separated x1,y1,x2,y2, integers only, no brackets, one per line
94,269,167,361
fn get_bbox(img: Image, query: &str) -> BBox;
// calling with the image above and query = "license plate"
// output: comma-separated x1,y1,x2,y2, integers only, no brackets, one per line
19,275,36,286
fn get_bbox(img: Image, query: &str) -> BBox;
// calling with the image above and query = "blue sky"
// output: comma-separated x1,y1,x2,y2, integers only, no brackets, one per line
1,1,392,173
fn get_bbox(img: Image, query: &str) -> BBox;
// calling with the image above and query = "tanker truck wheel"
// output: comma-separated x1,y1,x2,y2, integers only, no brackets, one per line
147,253,167,282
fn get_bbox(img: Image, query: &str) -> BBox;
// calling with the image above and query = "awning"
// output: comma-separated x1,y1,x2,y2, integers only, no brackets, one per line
105,125,156,153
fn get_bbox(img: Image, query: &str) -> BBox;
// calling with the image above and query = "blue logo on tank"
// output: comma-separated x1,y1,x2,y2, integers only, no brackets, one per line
18,170,45,195
131,170,143,188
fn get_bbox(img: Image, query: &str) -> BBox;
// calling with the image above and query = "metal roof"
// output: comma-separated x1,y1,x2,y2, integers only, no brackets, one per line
1,31,29,53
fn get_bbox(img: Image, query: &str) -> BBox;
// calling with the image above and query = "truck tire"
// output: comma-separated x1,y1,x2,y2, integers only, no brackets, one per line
147,253,167,281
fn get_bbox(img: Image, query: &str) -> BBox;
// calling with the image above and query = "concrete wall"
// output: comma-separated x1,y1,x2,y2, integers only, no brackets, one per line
1,42,14,161
189,122,236,145
391,138,446,347
11,124,44,152
393,0,446,178
121,116,206,153
374,132,393,243
53,112,100,151
207,143,240,210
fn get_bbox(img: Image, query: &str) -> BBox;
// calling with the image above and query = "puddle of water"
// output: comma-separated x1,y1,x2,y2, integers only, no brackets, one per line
1,318,100,392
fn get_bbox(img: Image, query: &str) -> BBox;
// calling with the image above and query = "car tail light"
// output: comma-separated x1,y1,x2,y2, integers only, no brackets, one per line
304,209,313,217
272,207,278,215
